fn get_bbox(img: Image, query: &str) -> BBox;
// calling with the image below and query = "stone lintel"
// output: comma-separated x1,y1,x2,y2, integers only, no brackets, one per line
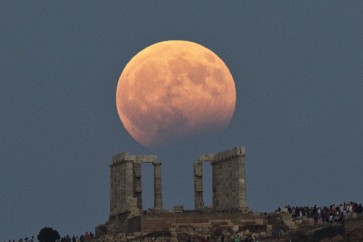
110,153,159,166
136,155,158,163
112,152,136,163
197,154,215,162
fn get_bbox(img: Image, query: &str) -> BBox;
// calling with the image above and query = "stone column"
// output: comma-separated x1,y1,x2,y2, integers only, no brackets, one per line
133,162,142,211
208,147,248,211
124,160,135,211
211,161,218,209
237,151,248,210
117,162,124,213
109,163,116,218
194,161,203,209
153,162,163,209
124,160,134,197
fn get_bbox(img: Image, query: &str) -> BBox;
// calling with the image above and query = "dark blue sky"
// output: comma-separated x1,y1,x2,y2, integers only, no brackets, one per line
1,1,362,240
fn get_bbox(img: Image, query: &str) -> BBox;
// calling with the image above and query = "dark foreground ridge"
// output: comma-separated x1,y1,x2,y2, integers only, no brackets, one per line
93,205,363,242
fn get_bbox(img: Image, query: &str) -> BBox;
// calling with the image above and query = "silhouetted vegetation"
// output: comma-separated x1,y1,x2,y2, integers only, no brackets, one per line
37,227,60,242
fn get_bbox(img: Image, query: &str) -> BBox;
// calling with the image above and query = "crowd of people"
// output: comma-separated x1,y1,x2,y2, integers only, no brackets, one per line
58,232,94,242
6,237,35,242
278,201,363,224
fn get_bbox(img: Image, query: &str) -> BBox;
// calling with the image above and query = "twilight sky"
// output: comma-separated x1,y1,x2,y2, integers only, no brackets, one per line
1,1,362,240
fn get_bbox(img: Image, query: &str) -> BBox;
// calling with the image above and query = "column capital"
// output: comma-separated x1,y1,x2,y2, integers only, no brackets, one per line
152,161,162,166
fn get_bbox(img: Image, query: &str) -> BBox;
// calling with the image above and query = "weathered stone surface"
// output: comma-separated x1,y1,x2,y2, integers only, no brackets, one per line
193,161,204,209
173,205,184,213
109,152,163,226
153,162,162,209
194,146,248,211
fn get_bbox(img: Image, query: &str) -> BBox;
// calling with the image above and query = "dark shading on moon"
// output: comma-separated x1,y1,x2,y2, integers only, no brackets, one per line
116,40,236,148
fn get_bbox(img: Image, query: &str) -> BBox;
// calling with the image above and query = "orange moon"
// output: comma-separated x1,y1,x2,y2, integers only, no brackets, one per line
116,40,236,148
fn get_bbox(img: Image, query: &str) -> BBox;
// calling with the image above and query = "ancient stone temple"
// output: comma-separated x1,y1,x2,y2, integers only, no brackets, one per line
96,147,263,241
94,146,363,241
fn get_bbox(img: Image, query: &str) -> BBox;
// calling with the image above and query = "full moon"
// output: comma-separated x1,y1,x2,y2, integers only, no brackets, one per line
116,40,236,148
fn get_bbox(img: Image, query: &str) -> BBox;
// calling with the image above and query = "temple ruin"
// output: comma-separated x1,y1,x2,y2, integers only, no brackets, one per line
109,153,163,222
94,146,363,241
96,146,259,241
194,146,247,211
108,146,247,220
